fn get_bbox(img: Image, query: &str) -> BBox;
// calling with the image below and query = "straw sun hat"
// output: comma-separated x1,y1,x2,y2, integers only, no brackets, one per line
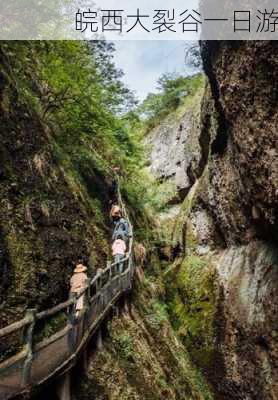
74,264,87,273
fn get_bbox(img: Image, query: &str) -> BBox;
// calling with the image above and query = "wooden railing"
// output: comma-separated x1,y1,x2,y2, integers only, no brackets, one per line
0,179,134,400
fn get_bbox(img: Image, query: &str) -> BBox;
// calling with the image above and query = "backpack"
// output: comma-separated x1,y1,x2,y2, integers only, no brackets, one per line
112,218,129,242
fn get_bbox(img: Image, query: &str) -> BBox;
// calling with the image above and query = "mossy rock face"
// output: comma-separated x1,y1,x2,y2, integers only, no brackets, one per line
0,55,112,359
165,254,218,371
75,270,213,400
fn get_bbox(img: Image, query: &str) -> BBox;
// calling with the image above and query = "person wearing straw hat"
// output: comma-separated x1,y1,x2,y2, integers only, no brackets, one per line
70,264,88,316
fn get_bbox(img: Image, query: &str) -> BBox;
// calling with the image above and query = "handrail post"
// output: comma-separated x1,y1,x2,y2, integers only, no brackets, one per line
22,308,36,386
107,261,112,280
96,268,102,292
82,279,91,334
96,269,103,311
84,279,90,309
96,328,103,350
68,295,77,326
67,295,77,354
124,298,129,314
128,255,133,289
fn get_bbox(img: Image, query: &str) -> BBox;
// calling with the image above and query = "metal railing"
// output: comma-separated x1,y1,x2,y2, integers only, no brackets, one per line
0,178,134,400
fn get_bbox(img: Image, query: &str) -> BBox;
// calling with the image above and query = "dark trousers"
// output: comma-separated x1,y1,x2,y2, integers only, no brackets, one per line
114,254,124,273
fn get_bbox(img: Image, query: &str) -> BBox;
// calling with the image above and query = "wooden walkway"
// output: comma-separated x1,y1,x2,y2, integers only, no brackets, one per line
0,183,134,400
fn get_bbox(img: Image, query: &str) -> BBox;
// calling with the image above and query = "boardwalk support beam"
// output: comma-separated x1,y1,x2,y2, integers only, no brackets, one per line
96,329,103,351
56,372,71,400
22,308,36,386
124,298,129,314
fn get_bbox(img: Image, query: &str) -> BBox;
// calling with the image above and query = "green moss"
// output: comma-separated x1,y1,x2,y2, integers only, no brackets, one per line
145,299,168,330
6,230,37,298
112,332,134,362
165,254,217,369
84,270,214,400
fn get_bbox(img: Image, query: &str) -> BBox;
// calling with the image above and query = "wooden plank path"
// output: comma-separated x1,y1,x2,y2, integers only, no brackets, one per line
0,181,134,400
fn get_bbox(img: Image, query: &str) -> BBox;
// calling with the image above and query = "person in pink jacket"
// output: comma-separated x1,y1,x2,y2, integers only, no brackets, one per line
112,234,126,273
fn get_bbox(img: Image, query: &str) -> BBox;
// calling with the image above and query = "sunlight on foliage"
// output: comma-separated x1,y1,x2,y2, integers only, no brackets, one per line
138,72,204,132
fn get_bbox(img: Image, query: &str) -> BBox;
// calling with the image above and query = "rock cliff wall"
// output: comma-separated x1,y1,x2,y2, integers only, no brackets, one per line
198,40,278,400
147,42,278,399
0,46,112,360
200,41,278,245
145,76,205,203
1,41,277,400
0,44,213,400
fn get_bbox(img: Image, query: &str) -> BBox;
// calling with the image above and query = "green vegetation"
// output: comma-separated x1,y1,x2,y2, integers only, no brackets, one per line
0,40,145,210
0,42,204,242
112,332,134,362
146,299,169,330
138,72,204,131
0,40,150,361
77,268,213,400
165,255,217,369
120,73,205,243
0,40,158,250
1,40,215,397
